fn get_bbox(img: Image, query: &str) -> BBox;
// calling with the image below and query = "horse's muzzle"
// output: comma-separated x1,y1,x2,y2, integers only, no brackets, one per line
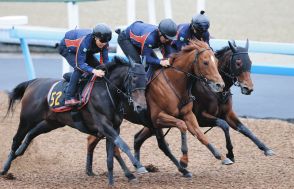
208,81,225,93
241,86,253,95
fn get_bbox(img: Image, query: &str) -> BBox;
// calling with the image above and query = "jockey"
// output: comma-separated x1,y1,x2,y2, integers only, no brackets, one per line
168,10,210,56
59,23,112,106
117,18,177,78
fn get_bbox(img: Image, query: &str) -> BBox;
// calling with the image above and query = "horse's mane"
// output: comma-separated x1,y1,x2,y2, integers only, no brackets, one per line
215,46,231,59
170,39,210,61
104,55,130,71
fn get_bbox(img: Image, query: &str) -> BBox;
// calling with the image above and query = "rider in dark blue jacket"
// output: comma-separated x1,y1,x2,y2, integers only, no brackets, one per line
59,24,112,106
167,10,211,57
117,18,177,78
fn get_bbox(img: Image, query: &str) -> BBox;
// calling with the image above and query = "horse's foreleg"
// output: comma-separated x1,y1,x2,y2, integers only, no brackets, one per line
86,135,102,176
156,112,187,132
215,118,234,162
154,128,192,178
106,138,115,187
225,111,274,156
14,120,63,157
113,146,136,181
181,109,233,165
134,127,154,161
180,132,189,168
154,112,192,177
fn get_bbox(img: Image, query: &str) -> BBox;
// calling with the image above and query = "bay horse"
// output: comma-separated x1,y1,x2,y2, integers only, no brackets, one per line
133,40,274,169
1,56,148,186
85,39,234,178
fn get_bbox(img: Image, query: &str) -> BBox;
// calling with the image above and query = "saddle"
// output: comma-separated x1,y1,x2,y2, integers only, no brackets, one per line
47,73,97,112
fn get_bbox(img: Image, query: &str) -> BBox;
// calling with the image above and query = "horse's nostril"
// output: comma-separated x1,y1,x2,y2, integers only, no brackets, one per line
216,83,223,89
136,106,142,112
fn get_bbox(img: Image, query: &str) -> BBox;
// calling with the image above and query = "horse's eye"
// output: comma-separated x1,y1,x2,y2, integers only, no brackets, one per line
203,61,209,66
236,59,242,68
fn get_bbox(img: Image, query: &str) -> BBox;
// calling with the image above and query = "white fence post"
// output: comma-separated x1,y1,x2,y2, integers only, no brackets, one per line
148,0,156,24
197,0,206,13
62,1,80,75
163,0,172,19
127,0,136,25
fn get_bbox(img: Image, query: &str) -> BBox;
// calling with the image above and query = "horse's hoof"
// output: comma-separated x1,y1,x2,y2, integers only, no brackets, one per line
128,177,138,183
180,161,188,168
136,166,148,174
86,171,96,176
125,172,136,181
222,158,234,165
0,171,5,176
264,149,275,156
183,172,192,178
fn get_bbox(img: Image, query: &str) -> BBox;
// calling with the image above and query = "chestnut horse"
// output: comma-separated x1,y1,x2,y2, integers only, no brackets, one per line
133,40,274,168
1,56,148,186
85,40,234,178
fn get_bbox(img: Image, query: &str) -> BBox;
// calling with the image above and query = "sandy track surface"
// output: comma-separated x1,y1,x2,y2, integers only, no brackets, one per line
0,92,294,189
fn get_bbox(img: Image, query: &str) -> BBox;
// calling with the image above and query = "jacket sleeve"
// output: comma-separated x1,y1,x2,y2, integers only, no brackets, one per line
142,45,160,65
76,40,94,73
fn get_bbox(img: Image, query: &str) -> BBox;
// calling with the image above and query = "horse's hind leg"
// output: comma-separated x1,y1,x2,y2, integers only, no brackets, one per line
86,135,102,176
134,127,154,162
1,119,31,175
14,120,63,157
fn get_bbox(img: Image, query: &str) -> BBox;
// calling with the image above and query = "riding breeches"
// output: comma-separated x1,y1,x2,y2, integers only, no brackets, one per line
117,30,142,64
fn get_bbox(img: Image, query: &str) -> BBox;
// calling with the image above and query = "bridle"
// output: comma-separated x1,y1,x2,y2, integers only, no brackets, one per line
169,48,213,85
102,64,146,108
220,51,249,87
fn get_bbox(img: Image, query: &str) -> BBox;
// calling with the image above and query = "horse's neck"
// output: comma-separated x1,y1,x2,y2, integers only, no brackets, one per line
167,54,194,94
106,65,129,103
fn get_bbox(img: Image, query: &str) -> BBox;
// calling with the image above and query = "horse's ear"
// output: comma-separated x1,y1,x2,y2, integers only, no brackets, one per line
228,40,237,53
245,38,249,51
232,40,237,47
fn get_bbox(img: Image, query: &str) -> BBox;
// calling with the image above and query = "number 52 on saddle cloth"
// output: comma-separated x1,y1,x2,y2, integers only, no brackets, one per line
47,73,97,112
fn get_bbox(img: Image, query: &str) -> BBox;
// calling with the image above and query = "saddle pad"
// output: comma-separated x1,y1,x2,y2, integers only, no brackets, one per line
47,78,96,112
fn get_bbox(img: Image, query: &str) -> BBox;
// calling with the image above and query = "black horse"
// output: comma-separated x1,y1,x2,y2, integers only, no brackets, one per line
1,56,148,186
132,40,274,168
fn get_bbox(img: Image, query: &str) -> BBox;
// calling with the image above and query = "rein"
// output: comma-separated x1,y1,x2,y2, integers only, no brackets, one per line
101,65,143,109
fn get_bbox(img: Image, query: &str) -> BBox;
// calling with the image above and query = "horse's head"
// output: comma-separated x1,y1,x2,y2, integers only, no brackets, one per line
126,59,148,113
107,56,147,114
187,40,224,92
227,39,254,95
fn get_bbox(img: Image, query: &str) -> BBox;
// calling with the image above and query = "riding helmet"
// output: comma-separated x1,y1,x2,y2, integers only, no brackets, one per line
158,18,177,40
191,10,210,32
92,23,112,43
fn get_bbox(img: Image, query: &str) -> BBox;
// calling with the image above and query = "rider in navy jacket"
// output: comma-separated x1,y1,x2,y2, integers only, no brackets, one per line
117,19,177,78
59,23,112,106
167,11,211,57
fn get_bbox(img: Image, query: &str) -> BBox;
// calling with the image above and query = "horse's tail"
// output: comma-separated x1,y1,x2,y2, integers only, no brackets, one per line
5,79,37,117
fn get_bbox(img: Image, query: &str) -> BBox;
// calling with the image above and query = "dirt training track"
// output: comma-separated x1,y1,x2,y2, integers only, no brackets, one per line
0,92,293,189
